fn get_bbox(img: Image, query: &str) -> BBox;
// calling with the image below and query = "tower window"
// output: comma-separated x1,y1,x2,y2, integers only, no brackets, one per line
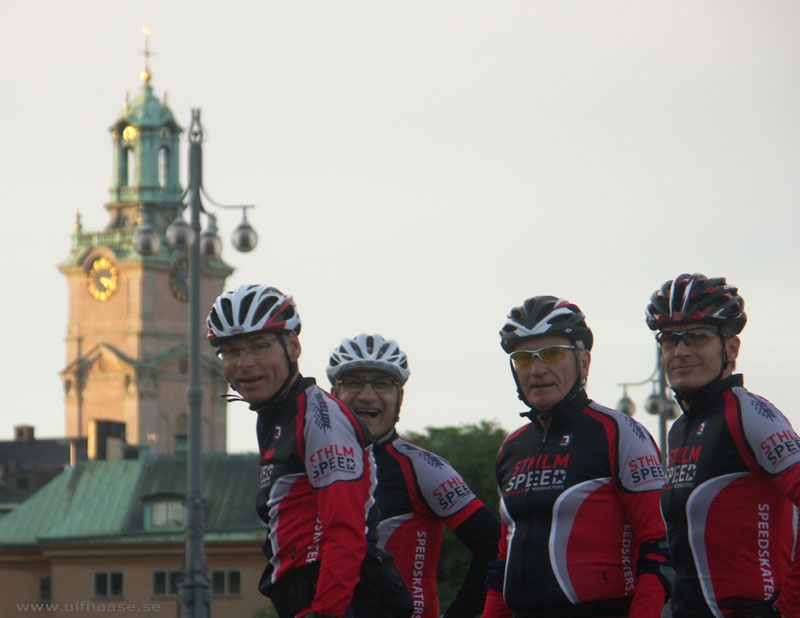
158,146,169,188
123,147,135,187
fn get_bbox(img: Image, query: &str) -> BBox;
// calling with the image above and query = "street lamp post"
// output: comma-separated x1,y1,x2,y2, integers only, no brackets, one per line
617,344,678,470
133,108,257,618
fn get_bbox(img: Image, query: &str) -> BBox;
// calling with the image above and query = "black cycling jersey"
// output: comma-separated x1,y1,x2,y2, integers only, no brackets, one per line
483,391,670,618
662,374,800,618
373,429,499,617
254,376,386,617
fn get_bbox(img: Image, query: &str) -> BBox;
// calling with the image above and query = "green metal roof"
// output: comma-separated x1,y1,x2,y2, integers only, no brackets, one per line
113,84,180,130
0,454,264,548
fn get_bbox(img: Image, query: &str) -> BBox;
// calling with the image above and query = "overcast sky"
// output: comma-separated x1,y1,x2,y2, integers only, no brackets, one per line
2,1,799,454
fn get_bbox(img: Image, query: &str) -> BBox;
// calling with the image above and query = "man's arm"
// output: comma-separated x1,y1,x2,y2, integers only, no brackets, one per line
303,392,376,616
441,505,501,618
614,415,673,618
481,517,513,618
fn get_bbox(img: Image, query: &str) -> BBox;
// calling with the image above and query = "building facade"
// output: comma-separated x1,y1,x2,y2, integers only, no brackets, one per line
0,453,272,618
57,59,232,455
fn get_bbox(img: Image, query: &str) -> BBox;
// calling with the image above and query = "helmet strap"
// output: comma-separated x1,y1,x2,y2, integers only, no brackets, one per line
393,390,402,425
265,334,299,402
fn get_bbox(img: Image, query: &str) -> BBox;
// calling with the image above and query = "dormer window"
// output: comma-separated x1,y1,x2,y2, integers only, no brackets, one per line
146,497,186,529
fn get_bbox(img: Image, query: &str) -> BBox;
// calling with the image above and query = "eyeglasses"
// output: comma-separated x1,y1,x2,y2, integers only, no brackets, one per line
217,337,279,362
336,377,398,394
656,327,720,351
510,345,576,370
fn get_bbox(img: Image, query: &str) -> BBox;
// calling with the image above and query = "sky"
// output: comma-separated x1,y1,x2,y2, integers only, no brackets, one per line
2,1,799,455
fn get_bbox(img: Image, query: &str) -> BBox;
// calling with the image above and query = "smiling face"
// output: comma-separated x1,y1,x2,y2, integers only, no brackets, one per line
219,332,300,405
512,335,590,412
332,370,403,440
659,322,740,392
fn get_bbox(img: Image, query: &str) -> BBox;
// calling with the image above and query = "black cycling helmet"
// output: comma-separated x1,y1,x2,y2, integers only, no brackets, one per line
500,296,593,353
646,273,746,335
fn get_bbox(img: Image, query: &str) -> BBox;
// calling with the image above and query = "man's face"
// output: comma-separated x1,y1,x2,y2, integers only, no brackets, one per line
218,332,300,404
332,370,403,440
511,335,590,411
659,322,739,392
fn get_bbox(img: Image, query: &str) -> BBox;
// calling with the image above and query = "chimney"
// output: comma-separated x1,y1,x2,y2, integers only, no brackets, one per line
14,425,35,442
88,420,126,460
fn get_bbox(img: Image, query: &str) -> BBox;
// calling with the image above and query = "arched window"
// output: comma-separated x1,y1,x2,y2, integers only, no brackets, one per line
125,148,135,187
158,146,169,188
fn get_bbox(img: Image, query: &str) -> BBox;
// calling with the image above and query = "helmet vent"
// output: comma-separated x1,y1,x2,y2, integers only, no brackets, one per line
208,308,224,332
252,296,277,325
238,292,257,324
220,298,234,326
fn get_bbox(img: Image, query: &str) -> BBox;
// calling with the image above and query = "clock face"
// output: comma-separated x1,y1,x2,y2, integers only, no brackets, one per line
169,256,189,302
87,257,119,302
122,125,138,141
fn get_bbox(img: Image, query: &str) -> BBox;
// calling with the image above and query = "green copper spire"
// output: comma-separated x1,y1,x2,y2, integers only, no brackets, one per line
108,25,183,207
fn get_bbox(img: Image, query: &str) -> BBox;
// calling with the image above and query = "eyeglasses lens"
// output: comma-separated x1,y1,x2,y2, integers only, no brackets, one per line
339,378,396,393
218,338,277,362
511,346,570,369
658,328,717,349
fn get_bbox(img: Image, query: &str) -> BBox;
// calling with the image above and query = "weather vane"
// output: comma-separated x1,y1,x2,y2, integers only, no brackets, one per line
139,24,155,85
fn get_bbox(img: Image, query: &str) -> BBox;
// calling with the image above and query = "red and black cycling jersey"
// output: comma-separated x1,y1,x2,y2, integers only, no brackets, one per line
483,391,670,618
662,374,800,618
254,376,380,617
373,430,500,618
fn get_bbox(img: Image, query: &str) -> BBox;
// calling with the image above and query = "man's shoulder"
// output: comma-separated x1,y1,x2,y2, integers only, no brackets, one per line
731,384,788,425
585,400,655,443
503,421,535,443
391,436,451,470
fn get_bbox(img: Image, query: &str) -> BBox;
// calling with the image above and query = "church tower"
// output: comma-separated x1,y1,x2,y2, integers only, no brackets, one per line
58,31,233,454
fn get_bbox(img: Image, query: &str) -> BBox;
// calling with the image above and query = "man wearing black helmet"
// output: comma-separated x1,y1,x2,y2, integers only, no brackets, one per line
207,285,411,618
647,274,800,618
326,334,500,618
483,296,673,618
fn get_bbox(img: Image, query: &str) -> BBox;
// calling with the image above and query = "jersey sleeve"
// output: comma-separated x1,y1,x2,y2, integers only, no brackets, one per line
397,441,480,521
303,388,374,616
613,412,671,618
615,414,666,494
482,517,513,618
442,505,501,617
728,388,800,615
731,387,800,480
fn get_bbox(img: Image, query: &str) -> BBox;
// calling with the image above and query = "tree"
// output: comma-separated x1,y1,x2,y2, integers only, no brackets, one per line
403,420,508,610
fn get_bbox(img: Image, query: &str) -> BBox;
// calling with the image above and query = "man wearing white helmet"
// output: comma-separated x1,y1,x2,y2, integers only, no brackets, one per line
207,286,411,618
327,334,501,618
483,296,673,618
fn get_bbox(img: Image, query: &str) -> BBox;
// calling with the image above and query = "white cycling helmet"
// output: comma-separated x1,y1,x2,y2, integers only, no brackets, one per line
207,284,301,346
327,334,410,386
